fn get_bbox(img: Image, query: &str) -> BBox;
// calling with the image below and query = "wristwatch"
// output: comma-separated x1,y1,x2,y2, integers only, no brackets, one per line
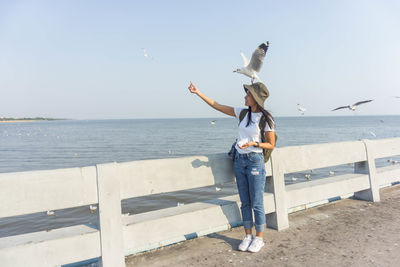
255,142,259,147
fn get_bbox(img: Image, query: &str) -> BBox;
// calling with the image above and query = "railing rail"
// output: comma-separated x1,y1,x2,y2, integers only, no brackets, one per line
0,137,399,267
0,166,98,218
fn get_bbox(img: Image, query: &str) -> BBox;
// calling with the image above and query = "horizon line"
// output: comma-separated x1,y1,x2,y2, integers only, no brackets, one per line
68,114,400,120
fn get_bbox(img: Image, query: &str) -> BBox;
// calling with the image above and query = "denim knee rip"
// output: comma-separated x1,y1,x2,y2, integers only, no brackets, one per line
251,168,259,176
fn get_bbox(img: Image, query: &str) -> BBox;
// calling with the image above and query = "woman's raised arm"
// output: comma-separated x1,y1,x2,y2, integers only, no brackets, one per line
188,82,235,117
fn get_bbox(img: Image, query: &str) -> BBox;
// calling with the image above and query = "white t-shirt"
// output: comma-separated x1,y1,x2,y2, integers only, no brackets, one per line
234,107,275,154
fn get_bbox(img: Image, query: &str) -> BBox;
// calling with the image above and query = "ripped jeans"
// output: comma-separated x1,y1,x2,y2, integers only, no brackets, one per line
234,152,266,232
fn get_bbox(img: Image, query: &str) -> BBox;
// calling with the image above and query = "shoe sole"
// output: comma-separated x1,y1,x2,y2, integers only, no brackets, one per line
238,244,251,252
248,244,264,253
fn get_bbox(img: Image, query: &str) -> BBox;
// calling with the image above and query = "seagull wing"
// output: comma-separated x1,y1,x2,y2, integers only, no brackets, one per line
332,106,348,111
240,52,250,67
249,42,269,72
354,99,373,106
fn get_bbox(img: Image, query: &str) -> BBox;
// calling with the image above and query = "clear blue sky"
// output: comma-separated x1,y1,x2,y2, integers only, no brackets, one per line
1,0,399,119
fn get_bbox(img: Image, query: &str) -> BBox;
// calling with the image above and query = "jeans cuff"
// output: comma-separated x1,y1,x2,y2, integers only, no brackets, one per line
243,220,253,229
255,223,265,232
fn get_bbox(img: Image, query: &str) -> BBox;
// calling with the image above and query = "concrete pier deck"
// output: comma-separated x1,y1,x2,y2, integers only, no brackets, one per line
126,184,400,267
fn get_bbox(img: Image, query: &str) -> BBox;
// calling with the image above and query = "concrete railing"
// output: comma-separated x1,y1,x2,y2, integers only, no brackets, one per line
0,137,399,267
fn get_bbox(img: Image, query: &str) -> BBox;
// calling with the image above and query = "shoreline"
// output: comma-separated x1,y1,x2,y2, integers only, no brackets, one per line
0,120,39,123
0,119,65,123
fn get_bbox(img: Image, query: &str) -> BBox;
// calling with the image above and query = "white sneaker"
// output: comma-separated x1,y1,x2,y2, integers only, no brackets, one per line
238,235,253,251
248,237,264,253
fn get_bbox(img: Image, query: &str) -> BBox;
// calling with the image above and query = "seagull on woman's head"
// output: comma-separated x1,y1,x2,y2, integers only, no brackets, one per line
234,42,269,84
332,100,373,111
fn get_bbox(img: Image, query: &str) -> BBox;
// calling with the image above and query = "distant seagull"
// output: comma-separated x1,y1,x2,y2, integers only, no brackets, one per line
210,120,216,125
215,187,222,191
305,174,311,180
369,131,376,137
177,202,185,206
46,210,55,216
142,48,153,60
331,100,373,111
329,171,335,176
89,205,97,213
291,177,298,182
297,104,306,115
234,42,269,83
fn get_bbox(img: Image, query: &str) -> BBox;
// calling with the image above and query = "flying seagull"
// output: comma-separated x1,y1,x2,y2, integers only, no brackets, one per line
331,100,373,111
142,48,153,60
297,104,306,115
234,42,269,83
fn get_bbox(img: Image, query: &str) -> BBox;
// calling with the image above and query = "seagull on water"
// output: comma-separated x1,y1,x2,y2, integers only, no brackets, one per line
388,159,399,164
331,100,373,111
46,210,55,216
297,104,306,115
210,120,216,125
89,205,97,213
234,42,269,83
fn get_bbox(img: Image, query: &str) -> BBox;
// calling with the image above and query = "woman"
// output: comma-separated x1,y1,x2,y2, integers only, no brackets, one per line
188,81,275,253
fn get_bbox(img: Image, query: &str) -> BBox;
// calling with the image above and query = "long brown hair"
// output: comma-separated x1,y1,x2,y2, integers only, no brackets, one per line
245,105,275,130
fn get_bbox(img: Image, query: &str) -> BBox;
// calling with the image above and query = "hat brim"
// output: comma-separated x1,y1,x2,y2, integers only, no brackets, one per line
243,84,264,108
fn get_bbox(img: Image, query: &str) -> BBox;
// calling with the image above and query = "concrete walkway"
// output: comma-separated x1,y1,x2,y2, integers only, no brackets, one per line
126,185,400,267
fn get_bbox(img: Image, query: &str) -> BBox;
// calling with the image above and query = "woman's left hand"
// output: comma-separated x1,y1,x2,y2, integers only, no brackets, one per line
238,142,256,149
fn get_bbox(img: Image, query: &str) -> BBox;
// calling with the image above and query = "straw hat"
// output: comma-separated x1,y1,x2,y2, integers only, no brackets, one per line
243,82,269,108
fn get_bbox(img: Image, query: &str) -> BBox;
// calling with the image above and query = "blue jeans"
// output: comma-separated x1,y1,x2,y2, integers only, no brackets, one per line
234,152,266,232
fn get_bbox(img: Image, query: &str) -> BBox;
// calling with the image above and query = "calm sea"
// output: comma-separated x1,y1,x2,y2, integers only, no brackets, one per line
2,116,399,173
1,116,400,244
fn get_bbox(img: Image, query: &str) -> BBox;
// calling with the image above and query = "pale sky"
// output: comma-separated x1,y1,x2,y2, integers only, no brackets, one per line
1,0,399,119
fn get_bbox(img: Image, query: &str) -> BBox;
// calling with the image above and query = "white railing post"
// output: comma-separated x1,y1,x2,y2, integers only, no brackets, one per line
266,150,289,231
354,139,380,202
96,162,125,267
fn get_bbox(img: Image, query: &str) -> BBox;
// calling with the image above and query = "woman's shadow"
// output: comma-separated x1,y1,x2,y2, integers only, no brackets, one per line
191,154,243,250
206,232,242,250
